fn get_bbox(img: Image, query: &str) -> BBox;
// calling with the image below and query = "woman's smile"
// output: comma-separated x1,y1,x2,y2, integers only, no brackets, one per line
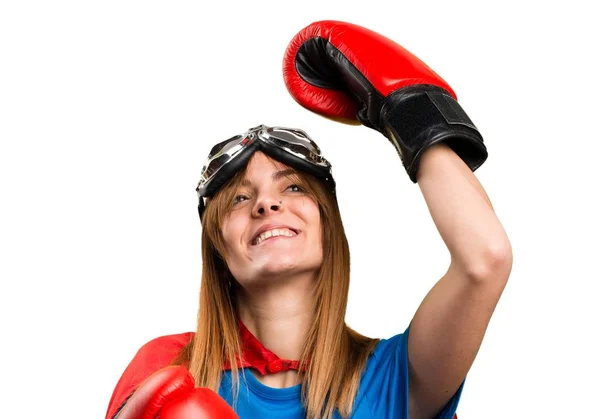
252,228,299,246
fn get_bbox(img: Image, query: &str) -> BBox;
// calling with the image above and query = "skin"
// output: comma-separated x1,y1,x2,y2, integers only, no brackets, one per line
220,151,322,388
408,143,512,419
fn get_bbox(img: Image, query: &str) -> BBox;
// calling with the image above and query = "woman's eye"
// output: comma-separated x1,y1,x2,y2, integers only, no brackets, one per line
233,195,249,204
286,184,303,193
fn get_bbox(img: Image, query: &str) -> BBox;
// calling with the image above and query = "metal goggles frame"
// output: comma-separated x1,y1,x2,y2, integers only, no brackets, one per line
195,124,336,220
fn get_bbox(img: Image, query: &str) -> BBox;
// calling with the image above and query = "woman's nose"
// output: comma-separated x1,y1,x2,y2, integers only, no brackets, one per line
253,196,283,217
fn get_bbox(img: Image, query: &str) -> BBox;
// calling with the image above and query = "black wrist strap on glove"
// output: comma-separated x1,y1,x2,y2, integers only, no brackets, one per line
379,85,488,182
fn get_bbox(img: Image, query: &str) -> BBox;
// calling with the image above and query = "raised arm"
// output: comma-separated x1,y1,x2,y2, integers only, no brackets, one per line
407,143,512,418
282,19,512,417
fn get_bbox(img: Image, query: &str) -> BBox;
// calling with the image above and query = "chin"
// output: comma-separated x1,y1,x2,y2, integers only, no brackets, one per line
233,249,323,285
262,256,322,276
257,258,300,276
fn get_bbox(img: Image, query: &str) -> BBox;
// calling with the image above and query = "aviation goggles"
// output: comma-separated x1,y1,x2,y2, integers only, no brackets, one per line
196,124,336,220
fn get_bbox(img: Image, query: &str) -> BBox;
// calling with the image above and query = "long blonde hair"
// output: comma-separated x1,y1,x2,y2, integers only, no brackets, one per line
172,156,379,418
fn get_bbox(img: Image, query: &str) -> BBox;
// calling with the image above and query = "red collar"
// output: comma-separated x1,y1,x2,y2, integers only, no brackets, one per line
222,321,305,375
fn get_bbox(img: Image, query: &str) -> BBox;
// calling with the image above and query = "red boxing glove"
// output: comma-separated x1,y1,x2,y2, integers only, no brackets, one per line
117,366,238,419
160,388,239,419
283,20,487,182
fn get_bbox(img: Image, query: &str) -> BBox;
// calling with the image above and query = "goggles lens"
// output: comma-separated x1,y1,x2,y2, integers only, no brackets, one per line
199,134,253,188
263,127,328,167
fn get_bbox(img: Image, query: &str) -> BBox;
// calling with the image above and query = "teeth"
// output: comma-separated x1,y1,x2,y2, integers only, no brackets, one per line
253,228,296,246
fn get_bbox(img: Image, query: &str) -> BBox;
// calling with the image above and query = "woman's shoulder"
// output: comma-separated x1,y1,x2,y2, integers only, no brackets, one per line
357,328,411,385
370,327,410,362
105,331,195,419
347,328,412,418
125,331,195,369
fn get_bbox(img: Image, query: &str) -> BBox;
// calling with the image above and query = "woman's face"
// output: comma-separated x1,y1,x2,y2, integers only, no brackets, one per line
220,151,323,287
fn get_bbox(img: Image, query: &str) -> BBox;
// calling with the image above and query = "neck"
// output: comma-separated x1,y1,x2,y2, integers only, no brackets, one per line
235,274,315,361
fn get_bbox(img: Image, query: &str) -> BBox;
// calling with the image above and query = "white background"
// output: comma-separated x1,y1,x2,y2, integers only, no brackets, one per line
1,1,598,418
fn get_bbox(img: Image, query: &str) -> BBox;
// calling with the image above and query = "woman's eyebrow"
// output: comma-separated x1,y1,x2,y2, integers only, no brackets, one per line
241,169,298,187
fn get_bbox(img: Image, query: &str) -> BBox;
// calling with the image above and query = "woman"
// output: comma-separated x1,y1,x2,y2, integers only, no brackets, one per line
105,21,512,419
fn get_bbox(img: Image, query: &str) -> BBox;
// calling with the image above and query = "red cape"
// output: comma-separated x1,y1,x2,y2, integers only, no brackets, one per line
104,323,304,419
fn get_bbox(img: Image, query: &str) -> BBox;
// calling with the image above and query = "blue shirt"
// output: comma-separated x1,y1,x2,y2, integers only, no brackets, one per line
218,328,464,418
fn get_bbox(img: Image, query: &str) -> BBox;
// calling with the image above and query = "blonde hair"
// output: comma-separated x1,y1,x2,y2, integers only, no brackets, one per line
172,156,379,418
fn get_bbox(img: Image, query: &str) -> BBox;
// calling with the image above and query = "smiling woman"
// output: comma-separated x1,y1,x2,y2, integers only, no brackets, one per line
106,125,382,419
105,19,512,419
220,154,324,288
193,147,381,415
